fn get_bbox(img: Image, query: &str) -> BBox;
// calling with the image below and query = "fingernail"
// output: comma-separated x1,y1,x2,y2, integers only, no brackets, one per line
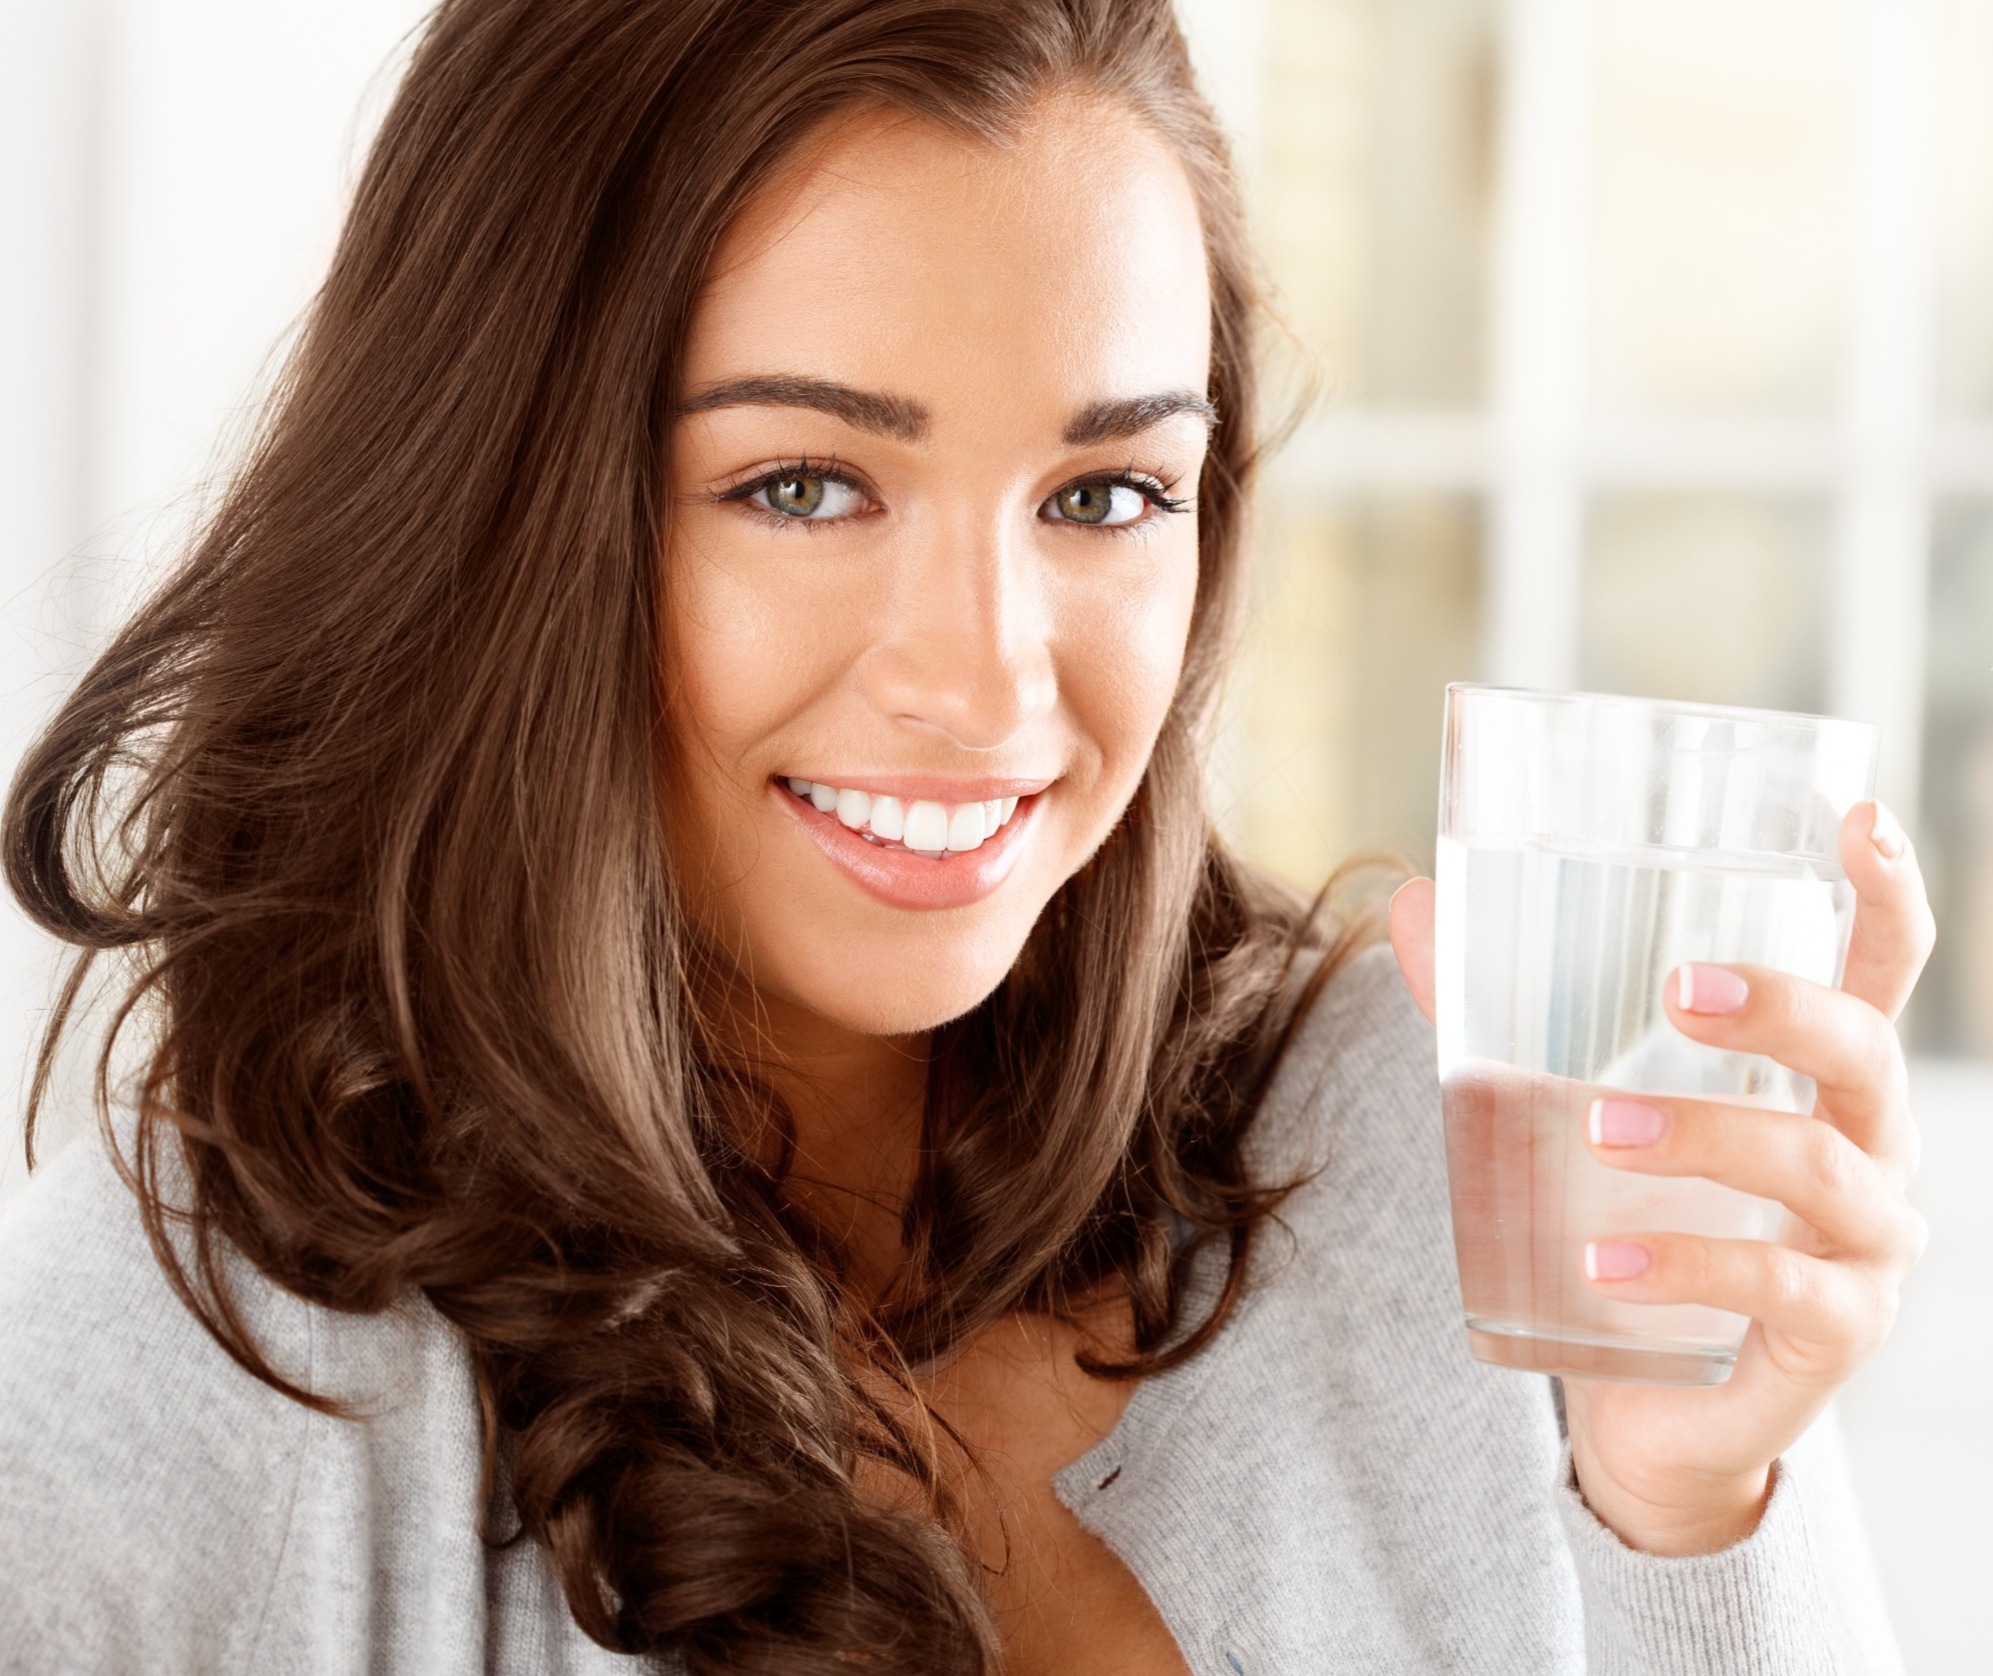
1588,1097,1669,1148
1870,801,1906,861
1676,963,1748,1015
1584,1241,1653,1282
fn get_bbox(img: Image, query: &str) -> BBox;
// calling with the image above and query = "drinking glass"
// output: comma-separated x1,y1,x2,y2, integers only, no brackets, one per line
1435,685,1878,1385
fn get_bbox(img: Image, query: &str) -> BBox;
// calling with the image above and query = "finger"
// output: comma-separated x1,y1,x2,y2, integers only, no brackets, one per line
1666,963,1910,1164
1582,1093,1926,1258
1838,801,1937,1022
1581,1234,1891,1377
1389,877,1436,1025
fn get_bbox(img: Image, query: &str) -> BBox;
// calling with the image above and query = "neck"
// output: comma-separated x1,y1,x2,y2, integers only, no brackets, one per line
709,973,931,1301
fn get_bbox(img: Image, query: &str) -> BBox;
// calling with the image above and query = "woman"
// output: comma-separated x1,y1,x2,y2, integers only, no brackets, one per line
0,1,1930,1671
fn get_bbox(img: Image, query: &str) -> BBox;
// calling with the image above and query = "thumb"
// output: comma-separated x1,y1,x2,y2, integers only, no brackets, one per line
1389,876,1438,1025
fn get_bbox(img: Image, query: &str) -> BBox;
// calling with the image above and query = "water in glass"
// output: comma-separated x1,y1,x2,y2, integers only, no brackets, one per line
1435,832,1854,1384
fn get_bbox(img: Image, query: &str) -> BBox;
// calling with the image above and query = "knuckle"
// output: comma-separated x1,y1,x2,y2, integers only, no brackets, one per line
1864,1275,1902,1356
1762,971,1809,1037
1682,1235,1717,1294
1764,1246,1817,1318
1801,1119,1859,1202
1847,998,1897,1087
1873,1014,1909,1089
1821,995,1902,1096
1653,1234,1706,1296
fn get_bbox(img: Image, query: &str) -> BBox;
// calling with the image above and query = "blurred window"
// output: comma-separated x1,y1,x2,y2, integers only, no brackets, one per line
1938,0,1993,413
1212,495,1483,877
1580,495,1830,714
1590,1,1848,415
1257,0,1497,406
1179,0,1993,1055
1923,504,1993,1055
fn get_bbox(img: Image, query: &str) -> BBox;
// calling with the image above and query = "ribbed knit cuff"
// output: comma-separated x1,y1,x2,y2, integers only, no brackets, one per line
1555,1446,1843,1676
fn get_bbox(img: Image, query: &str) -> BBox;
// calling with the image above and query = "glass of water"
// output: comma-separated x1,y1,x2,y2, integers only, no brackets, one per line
1435,685,1878,1386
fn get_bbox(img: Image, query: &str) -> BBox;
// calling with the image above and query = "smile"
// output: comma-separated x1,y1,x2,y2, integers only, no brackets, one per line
781,777,1022,856
771,774,1047,911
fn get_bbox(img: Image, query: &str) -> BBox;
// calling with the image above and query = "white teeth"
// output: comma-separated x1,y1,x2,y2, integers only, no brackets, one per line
947,803,988,851
869,794,905,841
783,779,1028,854
835,787,872,830
903,800,949,853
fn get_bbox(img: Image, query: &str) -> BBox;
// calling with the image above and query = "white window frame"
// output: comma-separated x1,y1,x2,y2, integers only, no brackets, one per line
1180,0,1985,819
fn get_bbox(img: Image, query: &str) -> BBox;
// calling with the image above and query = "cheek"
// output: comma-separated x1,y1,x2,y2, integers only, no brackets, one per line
1056,537,1200,780
659,532,814,918
663,525,818,801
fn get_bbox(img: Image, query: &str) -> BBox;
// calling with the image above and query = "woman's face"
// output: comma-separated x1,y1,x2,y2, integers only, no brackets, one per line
664,98,1212,1040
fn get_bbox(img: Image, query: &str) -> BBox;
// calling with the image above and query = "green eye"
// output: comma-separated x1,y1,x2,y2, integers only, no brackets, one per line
738,470,866,522
1048,480,1149,527
767,473,826,516
1057,482,1110,523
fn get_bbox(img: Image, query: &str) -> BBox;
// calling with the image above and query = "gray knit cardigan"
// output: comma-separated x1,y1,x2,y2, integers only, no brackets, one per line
0,946,1901,1673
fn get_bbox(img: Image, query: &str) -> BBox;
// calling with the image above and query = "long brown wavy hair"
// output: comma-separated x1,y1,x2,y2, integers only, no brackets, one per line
6,1,1383,1669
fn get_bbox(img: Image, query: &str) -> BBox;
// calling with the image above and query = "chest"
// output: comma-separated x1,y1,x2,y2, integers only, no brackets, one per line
917,1304,1195,1676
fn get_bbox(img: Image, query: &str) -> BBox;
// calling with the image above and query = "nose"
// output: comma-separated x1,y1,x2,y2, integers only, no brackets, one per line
857,511,1058,752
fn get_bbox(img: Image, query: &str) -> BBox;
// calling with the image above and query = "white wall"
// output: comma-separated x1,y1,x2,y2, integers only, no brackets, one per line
0,0,432,1194
0,1,104,1193
1839,1058,1993,1675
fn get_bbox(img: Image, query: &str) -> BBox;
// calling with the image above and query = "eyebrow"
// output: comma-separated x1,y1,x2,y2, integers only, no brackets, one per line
1061,390,1220,447
674,374,1220,449
676,374,930,441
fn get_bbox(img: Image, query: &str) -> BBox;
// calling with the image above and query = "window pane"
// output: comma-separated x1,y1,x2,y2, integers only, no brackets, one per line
1258,0,1498,407
1589,0,1849,414
1937,0,1993,414
1579,495,1829,712
1213,496,1483,884
1914,505,1993,1054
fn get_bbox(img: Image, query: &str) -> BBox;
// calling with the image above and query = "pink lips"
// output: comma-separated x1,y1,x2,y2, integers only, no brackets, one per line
773,777,1041,910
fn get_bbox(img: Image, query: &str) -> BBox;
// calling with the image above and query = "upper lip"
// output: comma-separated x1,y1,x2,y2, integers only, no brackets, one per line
776,773,1054,802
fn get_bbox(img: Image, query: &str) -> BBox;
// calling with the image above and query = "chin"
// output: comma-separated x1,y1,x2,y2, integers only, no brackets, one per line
759,913,1032,1037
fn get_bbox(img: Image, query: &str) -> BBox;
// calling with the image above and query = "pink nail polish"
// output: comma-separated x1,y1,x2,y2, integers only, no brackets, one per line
1588,1098,1668,1147
1676,963,1748,1015
1584,1241,1652,1282
1870,802,1906,861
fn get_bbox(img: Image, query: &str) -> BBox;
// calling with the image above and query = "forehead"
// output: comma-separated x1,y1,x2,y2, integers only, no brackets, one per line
681,98,1213,424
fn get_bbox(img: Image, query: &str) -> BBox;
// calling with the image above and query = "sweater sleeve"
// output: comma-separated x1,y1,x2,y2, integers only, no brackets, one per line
1290,945,1908,1676
1554,1408,1904,1675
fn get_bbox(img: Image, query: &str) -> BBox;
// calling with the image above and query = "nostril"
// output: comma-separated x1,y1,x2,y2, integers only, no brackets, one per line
855,639,1057,753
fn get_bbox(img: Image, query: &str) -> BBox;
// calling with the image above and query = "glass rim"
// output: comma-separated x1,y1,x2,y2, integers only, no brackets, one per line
1443,682,1879,742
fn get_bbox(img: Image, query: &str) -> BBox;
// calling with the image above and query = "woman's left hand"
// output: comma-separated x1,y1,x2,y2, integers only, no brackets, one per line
1389,800,1936,1556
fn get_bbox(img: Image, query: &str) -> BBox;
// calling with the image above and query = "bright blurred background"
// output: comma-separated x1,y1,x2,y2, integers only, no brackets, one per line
0,1,1986,1668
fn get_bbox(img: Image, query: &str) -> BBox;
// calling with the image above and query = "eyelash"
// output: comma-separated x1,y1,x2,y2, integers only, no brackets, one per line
1089,469,1192,529
713,458,1191,536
